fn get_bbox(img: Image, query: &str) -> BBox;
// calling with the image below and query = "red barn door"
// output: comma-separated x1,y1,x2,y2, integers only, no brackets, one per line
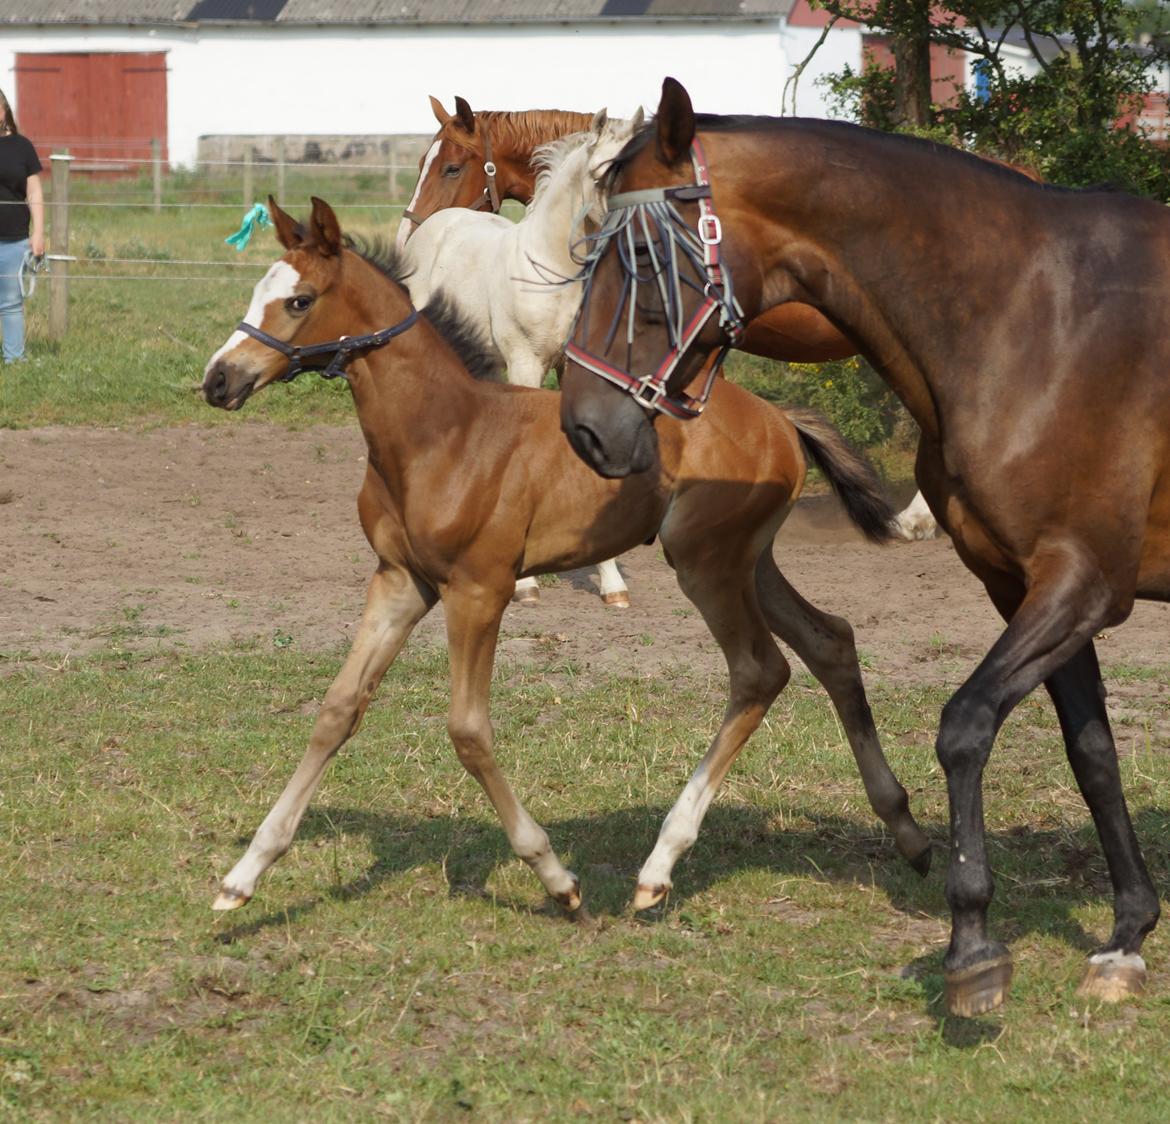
14,52,168,173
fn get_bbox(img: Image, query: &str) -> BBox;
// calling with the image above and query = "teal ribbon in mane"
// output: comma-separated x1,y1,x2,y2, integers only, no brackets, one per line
224,203,273,251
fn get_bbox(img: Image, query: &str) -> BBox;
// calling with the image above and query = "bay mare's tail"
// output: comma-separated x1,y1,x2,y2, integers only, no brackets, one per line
785,407,895,544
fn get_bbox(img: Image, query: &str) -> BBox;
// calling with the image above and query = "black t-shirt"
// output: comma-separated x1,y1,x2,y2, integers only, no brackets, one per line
0,133,43,241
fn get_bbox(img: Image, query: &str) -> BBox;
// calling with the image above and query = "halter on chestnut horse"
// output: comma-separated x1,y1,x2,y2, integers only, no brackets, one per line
201,195,930,923
560,77,1169,1019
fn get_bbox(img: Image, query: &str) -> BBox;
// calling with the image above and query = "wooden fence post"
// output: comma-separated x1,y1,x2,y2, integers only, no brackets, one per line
49,152,72,341
243,146,253,207
152,138,163,214
274,136,286,206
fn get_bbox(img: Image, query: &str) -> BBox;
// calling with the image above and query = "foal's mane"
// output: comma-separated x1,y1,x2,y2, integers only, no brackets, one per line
343,233,498,381
448,109,594,155
530,131,591,205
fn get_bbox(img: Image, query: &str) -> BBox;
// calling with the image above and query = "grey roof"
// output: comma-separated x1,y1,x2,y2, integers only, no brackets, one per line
0,0,795,24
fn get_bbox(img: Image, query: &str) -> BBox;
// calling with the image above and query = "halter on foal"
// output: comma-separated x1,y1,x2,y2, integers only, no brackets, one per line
560,77,1170,1016
201,196,929,919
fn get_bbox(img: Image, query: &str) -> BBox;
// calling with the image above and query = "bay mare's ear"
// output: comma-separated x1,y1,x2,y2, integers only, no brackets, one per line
590,107,608,135
429,95,451,126
656,77,695,166
453,96,476,134
309,197,343,257
268,195,303,250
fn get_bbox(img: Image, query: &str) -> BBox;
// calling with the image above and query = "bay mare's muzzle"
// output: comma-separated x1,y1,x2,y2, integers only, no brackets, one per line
559,360,661,478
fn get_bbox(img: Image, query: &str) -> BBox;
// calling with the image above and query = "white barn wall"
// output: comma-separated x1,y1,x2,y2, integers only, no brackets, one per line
778,24,862,116
1,19,856,167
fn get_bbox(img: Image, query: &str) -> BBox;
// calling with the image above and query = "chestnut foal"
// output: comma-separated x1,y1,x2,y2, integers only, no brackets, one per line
201,197,929,916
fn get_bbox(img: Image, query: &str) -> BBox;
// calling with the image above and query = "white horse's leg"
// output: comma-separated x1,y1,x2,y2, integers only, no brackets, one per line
212,567,435,910
892,490,939,540
597,558,629,607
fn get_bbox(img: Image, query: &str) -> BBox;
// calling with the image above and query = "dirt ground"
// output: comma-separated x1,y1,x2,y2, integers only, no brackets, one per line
3,424,1169,720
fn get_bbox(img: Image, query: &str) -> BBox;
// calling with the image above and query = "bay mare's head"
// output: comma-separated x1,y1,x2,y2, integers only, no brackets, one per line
203,196,376,410
560,78,752,479
396,96,497,249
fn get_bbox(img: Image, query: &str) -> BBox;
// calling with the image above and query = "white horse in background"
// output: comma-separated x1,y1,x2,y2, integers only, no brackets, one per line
404,108,644,607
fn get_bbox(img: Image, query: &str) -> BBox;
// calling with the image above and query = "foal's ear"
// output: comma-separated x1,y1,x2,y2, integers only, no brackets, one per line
309,197,343,257
629,106,646,132
453,96,476,134
656,76,696,166
429,95,451,126
268,196,303,251
590,108,608,135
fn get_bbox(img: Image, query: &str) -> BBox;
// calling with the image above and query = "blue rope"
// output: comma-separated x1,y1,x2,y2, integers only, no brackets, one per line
224,203,273,251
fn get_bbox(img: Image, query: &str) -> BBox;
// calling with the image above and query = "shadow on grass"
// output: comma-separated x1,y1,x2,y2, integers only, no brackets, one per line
213,799,1170,1036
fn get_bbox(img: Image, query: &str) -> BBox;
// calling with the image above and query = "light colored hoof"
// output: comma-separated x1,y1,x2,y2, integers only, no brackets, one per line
512,587,541,606
632,882,669,911
212,887,251,912
601,591,630,608
944,953,1013,1017
555,875,582,913
1077,952,1147,1003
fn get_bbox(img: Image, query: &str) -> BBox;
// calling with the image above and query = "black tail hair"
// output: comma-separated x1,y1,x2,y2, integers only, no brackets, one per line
786,407,895,544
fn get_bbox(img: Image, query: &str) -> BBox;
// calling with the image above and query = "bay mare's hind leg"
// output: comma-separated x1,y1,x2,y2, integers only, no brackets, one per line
1047,642,1159,1003
213,566,436,911
634,545,791,910
934,547,1155,1017
755,555,931,872
443,576,583,910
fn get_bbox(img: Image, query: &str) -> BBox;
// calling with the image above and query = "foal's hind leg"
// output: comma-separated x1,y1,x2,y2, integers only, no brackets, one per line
212,566,435,911
443,577,583,910
634,552,790,910
755,554,931,873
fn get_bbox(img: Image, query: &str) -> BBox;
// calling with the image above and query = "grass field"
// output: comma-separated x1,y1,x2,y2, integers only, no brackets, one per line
2,189,1169,1120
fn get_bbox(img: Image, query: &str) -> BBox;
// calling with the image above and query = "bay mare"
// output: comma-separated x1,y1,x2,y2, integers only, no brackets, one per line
200,197,931,920
403,110,643,608
396,95,966,540
559,78,1170,1017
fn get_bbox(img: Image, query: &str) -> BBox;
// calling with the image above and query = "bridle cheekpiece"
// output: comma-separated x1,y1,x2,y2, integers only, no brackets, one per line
564,137,744,420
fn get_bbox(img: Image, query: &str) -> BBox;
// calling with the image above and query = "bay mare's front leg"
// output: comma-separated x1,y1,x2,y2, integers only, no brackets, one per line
635,550,790,910
935,547,1146,1017
443,575,583,910
755,555,931,873
212,566,436,911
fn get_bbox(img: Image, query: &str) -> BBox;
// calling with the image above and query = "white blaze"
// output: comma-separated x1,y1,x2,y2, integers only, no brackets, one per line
205,260,301,373
396,139,441,249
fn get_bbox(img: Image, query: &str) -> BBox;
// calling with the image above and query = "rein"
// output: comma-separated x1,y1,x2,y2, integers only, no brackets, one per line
236,309,421,383
402,130,501,228
564,137,744,421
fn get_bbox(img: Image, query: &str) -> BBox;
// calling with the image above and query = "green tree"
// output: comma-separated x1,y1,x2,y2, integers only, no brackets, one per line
807,0,1170,198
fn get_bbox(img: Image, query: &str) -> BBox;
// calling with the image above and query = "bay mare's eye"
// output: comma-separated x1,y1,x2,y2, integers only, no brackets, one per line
286,293,314,314
441,163,463,178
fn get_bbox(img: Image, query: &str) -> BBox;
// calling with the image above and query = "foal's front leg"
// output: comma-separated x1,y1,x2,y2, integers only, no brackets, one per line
212,566,435,910
443,576,583,911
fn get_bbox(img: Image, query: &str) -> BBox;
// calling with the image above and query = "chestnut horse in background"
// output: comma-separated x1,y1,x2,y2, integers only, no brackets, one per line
397,95,957,539
201,197,931,921
559,78,1168,1018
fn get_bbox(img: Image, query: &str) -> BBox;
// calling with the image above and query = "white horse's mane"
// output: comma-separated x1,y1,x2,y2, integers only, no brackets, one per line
530,131,593,207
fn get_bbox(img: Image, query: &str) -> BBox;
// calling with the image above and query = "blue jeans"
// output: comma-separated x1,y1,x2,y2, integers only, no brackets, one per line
0,238,29,362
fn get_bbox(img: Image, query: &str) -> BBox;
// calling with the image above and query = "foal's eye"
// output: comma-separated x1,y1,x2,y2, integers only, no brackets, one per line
286,294,314,314
441,163,463,178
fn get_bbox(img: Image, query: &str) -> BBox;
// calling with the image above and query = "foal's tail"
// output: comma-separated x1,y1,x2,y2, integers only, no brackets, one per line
785,408,895,544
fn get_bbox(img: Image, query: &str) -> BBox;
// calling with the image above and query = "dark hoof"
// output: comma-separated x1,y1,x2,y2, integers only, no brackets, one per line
1077,953,1147,1003
908,843,932,878
944,953,1013,1017
554,875,582,914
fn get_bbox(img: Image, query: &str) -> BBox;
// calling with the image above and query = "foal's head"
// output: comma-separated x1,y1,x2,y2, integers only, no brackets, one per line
203,197,392,410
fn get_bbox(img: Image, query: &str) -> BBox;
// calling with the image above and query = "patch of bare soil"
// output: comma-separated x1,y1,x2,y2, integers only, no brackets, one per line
2,424,1169,732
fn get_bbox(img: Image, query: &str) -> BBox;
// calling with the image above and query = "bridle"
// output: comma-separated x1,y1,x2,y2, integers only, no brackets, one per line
401,129,501,228
235,309,421,383
563,137,744,421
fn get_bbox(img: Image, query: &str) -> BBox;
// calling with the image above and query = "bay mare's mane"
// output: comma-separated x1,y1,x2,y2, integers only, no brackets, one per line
446,109,594,155
341,232,498,381
608,114,1095,195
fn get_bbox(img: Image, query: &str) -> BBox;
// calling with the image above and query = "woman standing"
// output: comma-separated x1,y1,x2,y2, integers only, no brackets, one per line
0,88,44,363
